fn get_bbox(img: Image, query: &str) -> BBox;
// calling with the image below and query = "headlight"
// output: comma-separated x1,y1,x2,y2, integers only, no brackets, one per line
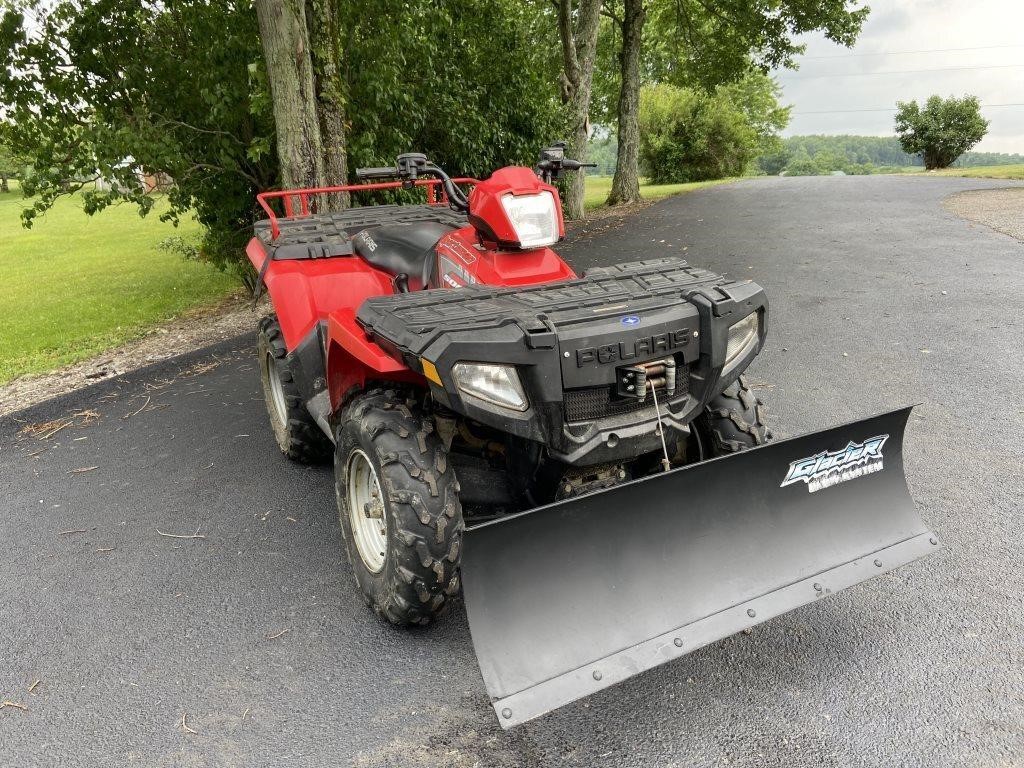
452,363,528,411
500,192,558,249
724,312,760,371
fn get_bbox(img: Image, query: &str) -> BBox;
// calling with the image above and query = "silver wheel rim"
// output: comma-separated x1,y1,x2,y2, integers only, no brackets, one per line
347,449,387,573
266,351,288,428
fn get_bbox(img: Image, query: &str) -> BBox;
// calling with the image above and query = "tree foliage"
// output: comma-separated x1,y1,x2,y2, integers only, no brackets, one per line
642,0,869,90
639,73,788,183
0,0,274,272
761,134,1022,176
596,0,866,206
0,126,29,191
0,0,564,271
895,95,988,170
344,0,564,178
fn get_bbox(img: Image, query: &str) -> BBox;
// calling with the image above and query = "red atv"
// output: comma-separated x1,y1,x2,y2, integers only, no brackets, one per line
247,146,937,727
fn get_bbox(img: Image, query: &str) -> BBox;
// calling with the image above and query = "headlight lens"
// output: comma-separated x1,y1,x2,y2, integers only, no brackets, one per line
500,192,558,249
724,312,760,371
452,363,528,411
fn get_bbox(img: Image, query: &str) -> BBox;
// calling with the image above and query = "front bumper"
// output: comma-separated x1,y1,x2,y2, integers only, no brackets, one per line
357,258,767,465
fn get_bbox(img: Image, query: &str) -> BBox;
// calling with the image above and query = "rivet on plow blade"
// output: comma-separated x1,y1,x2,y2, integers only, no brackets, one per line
461,406,941,729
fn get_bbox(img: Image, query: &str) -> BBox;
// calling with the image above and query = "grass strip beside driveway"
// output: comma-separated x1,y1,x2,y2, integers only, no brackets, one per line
0,186,237,385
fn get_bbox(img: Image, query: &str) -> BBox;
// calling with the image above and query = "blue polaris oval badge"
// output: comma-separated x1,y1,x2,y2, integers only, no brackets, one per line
620,315,641,326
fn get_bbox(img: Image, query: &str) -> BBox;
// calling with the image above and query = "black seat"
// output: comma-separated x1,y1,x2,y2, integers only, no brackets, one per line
352,222,455,290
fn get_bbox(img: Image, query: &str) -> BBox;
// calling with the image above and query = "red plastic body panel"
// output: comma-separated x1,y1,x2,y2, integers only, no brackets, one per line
250,171,576,413
247,238,393,352
325,311,424,411
434,226,576,288
467,167,564,247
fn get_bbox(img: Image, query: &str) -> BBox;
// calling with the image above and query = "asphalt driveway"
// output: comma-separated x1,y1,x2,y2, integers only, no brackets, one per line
2,175,1022,767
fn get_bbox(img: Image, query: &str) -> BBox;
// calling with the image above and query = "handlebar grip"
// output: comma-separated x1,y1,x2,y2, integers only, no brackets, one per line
355,166,398,180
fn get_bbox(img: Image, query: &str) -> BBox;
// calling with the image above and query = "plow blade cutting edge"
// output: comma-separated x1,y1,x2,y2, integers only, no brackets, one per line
462,406,940,728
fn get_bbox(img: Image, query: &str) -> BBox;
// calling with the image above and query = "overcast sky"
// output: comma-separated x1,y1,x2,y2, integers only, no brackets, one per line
772,0,1024,152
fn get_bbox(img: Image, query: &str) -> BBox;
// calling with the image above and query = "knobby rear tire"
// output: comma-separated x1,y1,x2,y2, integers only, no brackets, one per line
335,388,464,626
257,316,333,464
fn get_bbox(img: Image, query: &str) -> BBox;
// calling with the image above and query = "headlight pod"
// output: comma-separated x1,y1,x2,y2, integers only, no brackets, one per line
723,311,760,372
452,363,528,412
500,192,559,249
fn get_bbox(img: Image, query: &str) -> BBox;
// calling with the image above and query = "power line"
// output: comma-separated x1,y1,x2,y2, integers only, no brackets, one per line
800,44,1024,60
780,63,1024,80
791,102,1024,115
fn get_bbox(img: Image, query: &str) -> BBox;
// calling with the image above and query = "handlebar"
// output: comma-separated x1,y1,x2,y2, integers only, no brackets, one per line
355,153,470,212
535,142,596,183
355,166,399,181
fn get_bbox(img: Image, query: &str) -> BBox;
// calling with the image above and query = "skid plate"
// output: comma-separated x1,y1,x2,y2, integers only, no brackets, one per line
461,406,939,728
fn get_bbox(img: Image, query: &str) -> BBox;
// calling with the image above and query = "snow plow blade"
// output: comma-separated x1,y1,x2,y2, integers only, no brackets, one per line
461,406,939,728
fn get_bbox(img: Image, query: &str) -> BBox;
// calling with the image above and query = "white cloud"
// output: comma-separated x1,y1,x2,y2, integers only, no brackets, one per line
772,0,1024,152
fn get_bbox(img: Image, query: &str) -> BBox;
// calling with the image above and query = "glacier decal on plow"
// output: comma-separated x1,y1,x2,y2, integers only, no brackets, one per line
781,434,889,493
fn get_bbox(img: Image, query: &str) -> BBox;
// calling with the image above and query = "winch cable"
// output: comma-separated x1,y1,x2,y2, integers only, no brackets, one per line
649,382,672,472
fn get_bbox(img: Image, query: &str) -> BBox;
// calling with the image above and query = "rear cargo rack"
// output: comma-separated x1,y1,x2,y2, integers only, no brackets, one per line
256,178,477,241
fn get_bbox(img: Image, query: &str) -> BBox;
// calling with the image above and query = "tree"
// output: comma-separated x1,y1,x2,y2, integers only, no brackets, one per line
0,0,276,272
554,0,602,220
254,0,347,210
0,128,29,192
602,0,868,206
895,95,988,170
782,149,819,176
1,0,563,271
343,0,564,178
638,79,753,183
605,0,644,205
638,75,786,183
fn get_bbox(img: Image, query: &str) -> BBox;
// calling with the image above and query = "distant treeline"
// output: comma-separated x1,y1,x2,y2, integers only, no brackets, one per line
758,135,1024,176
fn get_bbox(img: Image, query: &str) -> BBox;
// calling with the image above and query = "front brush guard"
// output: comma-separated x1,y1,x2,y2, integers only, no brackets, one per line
461,406,939,728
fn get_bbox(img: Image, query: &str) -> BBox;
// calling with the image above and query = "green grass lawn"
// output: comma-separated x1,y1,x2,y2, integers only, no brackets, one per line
583,176,736,210
875,164,1024,179
0,184,237,384
929,164,1024,180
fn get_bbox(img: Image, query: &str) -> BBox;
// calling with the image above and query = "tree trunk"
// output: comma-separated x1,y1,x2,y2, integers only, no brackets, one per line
607,0,645,206
255,0,326,192
0,174,8,193
557,0,602,221
308,0,348,210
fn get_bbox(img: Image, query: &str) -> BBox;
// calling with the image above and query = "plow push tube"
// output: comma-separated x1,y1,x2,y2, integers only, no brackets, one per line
461,406,940,728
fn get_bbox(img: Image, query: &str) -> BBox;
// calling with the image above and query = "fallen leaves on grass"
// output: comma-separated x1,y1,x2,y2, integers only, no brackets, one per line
156,527,205,540
265,628,291,641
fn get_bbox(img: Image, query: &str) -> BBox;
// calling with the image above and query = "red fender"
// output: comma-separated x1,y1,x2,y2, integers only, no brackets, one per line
325,310,423,412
